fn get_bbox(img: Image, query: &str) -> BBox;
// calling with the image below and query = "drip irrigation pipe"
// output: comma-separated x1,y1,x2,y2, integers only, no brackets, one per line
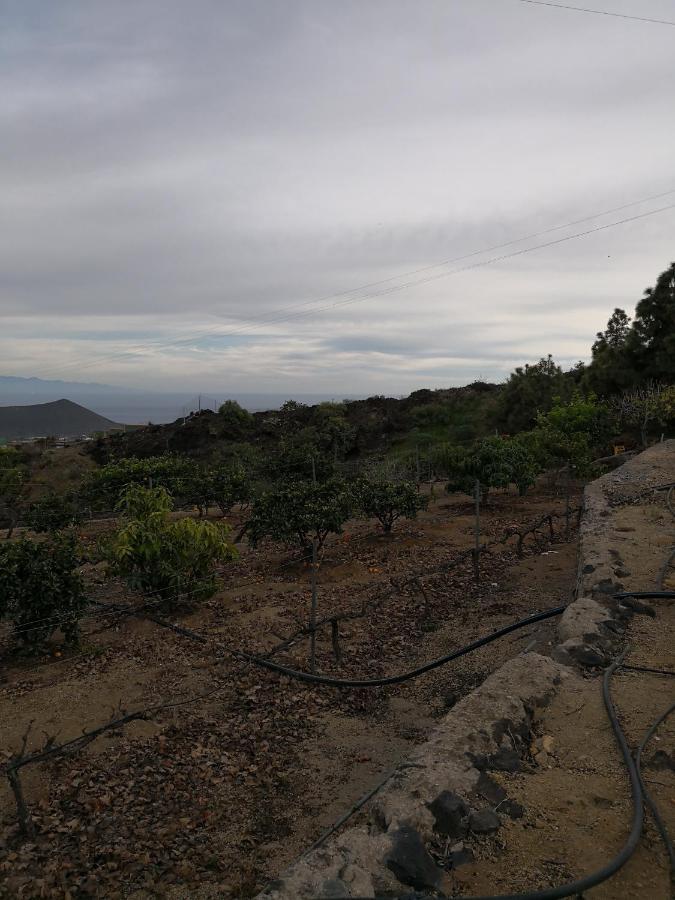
332,649,645,900
620,663,675,677
233,606,565,688
635,701,675,876
232,591,674,690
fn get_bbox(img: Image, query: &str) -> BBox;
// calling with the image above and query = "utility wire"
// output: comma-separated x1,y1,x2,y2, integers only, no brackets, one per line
33,189,675,381
515,0,675,26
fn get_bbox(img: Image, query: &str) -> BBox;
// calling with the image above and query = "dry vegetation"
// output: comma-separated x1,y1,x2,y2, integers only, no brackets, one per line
0,480,581,898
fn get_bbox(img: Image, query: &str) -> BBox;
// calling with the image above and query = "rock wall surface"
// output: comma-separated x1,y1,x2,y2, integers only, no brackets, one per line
257,441,675,899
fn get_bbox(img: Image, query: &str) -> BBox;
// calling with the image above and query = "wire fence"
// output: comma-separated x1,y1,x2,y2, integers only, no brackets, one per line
3,439,584,535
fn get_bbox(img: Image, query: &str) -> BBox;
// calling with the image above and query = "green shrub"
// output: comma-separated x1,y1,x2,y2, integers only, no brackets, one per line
533,392,613,474
209,465,251,516
445,436,539,497
25,493,83,533
218,399,253,433
83,455,197,510
0,533,87,650
354,478,428,533
106,485,237,605
410,402,454,428
503,439,539,496
247,478,353,553
176,464,252,517
0,450,30,539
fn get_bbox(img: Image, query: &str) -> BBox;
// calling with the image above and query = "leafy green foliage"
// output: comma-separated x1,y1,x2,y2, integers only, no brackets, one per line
586,262,675,395
354,478,428,533
398,386,500,454
0,533,87,650
106,485,237,605
627,262,675,383
25,492,83,533
656,385,675,428
273,429,332,480
445,436,539,497
247,478,353,553
208,465,251,516
84,455,197,510
495,356,574,434
611,383,666,447
261,401,356,481
533,392,612,473
218,399,253,433
0,448,24,469
585,308,637,396
0,449,30,538
176,464,252,517
503,439,539,496
313,402,357,458
410,402,455,428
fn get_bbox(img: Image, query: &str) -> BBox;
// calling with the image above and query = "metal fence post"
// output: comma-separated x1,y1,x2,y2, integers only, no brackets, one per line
309,538,318,673
473,479,481,582
565,463,571,539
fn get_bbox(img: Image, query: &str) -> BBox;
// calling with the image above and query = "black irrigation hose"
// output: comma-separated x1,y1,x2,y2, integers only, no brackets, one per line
235,606,565,689
620,663,675,677
239,591,675,690
635,701,675,877
339,650,645,900
252,591,675,680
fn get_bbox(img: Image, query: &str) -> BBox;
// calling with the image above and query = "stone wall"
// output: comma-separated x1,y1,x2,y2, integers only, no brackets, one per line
256,441,675,899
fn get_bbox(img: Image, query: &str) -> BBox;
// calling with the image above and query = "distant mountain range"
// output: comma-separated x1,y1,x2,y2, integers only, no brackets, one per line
0,376,365,424
0,399,120,441
0,375,175,424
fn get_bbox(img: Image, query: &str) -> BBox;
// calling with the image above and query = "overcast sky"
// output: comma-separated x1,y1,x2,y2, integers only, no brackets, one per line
2,0,674,396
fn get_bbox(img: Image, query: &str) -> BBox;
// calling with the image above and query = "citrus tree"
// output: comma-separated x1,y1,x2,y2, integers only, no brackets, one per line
106,485,237,605
84,454,197,510
209,465,251,516
445,436,539,498
0,533,87,651
534,392,612,473
503,439,539,496
354,478,428,533
177,464,252,518
247,477,353,554
0,448,30,539
25,492,83,533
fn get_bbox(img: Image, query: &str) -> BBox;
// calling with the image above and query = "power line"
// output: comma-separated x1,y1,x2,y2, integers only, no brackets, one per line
514,0,675,26
32,187,675,381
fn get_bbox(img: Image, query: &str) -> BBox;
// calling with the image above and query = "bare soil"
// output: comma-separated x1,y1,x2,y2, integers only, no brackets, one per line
443,491,675,900
0,483,580,898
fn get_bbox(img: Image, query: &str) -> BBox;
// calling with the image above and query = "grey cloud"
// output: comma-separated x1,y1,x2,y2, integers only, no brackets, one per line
1,0,674,392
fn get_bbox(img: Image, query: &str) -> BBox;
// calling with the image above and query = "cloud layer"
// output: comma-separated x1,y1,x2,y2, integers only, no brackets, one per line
2,0,674,393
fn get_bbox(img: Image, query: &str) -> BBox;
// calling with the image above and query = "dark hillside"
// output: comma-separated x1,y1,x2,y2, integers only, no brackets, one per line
0,399,120,440
87,383,501,465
